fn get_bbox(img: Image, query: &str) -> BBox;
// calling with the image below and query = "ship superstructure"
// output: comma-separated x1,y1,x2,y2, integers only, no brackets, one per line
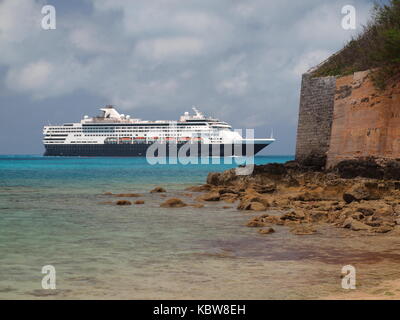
43,106,275,156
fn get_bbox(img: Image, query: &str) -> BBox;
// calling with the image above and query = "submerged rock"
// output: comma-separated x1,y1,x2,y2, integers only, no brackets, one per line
150,187,166,193
113,193,141,198
160,198,187,208
258,228,275,235
134,200,145,205
290,225,317,235
116,200,132,206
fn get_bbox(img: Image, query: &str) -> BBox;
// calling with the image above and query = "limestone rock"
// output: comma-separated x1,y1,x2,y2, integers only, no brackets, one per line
258,228,275,235
116,200,132,206
290,225,316,235
150,187,166,193
343,184,371,203
160,198,187,208
196,192,220,202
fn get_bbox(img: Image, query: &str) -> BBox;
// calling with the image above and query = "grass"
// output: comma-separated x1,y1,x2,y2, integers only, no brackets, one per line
312,0,400,89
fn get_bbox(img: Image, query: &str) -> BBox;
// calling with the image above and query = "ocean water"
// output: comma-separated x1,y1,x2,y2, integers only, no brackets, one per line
1,155,400,299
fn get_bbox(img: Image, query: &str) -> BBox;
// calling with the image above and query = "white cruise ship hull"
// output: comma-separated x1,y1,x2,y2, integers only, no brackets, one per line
44,142,272,157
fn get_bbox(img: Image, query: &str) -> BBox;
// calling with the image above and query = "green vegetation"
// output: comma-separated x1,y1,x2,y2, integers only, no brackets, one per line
312,0,400,89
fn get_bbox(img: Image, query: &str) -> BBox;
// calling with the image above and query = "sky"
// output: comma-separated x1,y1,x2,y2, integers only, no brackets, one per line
0,0,377,155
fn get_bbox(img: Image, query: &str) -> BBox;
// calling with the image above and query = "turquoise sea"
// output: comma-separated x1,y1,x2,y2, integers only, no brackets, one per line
1,155,398,299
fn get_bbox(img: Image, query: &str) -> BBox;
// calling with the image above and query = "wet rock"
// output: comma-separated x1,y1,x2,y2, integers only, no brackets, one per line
160,198,187,208
384,161,400,180
150,187,166,193
290,225,316,235
280,211,303,222
356,207,374,216
116,200,132,206
309,211,329,223
185,185,212,192
253,184,276,194
371,225,394,234
113,193,141,198
196,192,221,202
190,203,205,208
334,158,384,179
218,188,238,195
246,220,268,228
220,193,239,203
207,172,222,185
342,218,371,231
134,200,145,205
99,201,114,205
248,202,267,211
258,228,275,235
343,184,371,203
237,198,268,211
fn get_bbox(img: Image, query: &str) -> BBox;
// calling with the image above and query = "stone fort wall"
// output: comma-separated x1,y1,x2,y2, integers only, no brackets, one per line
295,73,336,163
296,70,400,167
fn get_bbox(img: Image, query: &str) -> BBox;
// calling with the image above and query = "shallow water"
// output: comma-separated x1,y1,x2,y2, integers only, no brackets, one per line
1,155,400,299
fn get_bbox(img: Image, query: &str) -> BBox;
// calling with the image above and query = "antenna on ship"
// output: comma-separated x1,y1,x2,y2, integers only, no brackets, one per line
270,129,274,139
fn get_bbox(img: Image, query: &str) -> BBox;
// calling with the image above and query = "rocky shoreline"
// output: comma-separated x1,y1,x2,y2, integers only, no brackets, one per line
186,158,400,236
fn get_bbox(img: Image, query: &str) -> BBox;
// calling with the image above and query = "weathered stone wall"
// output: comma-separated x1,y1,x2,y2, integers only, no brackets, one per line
295,74,336,163
326,71,400,168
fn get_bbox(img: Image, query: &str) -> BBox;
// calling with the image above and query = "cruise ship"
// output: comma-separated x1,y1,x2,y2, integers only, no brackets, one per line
43,106,275,157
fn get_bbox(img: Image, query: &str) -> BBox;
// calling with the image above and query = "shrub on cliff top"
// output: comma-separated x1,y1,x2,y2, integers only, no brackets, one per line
312,0,400,89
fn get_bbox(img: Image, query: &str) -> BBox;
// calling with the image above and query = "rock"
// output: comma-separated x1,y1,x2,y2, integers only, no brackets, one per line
372,225,393,234
356,207,374,216
103,192,113,195
280,211,302,222
253,184,276,194
113,193,141,198
334,158,384,179
99,201,114,205
258,228,275,235
246,220,268,228
290,225,316,235
309,211,329,223
185,185,212,192
384,161,400,180
222,206,232,209
342,218,371,231
237,198,268,211
134,200,145,205
218,188,238,195
197,192,220,202
253,163,287,176
160,198,187,208
207,172,222,185
190,203,205,208
150,187,166,193
248,202,267,211
343,184,371,204
374,204,394,217
116,200,132,206
220,193,239,203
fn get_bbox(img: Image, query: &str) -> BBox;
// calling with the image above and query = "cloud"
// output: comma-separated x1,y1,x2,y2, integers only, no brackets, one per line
0,0,376,154
135,37,205,61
